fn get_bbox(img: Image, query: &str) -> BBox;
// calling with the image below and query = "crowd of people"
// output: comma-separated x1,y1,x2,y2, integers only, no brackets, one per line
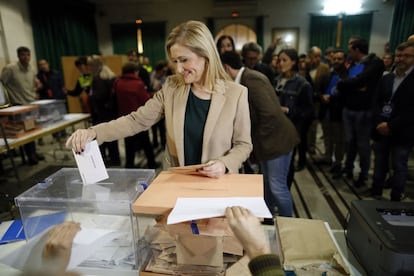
0,46,169,169
1,20,412,208
216,32,414,205
2,19,413,276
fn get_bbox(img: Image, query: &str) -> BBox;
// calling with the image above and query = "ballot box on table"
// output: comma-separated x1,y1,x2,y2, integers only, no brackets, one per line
132,171,265,276
14,168,155,275
30,99,67,125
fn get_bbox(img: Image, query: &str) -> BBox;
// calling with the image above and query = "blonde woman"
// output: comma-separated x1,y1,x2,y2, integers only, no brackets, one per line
66,21,252,178
87,54,120,166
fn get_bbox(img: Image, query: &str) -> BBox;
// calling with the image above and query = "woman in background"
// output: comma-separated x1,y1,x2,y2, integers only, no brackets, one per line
87,55,120,166
66,20,252,178
274,48,314,182
216,34,236,54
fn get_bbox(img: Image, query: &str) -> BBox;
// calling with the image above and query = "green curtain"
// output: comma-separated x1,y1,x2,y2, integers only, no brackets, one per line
309,15,338,51
340,13,373,48
256,16,264,50
206,17,215,36
389,0,414,52
28,0,99,72
111,22,166,68
309,13,372,52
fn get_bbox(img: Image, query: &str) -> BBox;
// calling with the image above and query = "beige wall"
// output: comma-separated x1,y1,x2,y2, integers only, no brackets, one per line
0,0,36,70
94,0,394,55
0,0,395,66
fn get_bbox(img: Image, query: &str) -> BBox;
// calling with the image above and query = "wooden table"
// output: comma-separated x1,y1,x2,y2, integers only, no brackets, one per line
0,113,91,180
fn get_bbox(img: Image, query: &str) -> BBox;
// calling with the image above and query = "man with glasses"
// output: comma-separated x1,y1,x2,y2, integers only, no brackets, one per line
337,37,384,187
370,41,414,201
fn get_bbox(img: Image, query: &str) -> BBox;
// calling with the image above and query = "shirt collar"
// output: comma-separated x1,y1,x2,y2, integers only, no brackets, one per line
235,67,245,84
395,65,414,78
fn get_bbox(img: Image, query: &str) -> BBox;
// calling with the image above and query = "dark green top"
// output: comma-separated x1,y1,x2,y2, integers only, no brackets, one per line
184,89,211,165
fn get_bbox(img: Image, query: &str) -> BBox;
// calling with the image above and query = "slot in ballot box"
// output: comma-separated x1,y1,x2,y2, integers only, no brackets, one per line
14,168,155,275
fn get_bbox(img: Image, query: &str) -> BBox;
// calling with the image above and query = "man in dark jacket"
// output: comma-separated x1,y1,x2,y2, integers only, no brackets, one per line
221,51,299,218
337,37,384,187
370,42,414,201
317,49,348,177
36,59,66,100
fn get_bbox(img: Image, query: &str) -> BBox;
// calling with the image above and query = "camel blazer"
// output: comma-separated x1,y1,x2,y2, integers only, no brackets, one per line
92,75,253,173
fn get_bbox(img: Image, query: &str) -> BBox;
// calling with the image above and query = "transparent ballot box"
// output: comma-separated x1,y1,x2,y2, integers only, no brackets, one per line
15,168,155,275
30,99,67,125
0,105,39,137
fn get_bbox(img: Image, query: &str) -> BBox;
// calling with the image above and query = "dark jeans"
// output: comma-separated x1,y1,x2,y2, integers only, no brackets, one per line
124,131,156,168
294,119,312,167
260,150,293,217
372,137,412,201
24,141,36,161
342,108,372,178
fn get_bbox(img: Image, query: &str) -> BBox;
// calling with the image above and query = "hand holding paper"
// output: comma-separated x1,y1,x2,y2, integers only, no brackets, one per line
73,140,109,184
169,160,227,178
225,206,272,260
169,164,206,175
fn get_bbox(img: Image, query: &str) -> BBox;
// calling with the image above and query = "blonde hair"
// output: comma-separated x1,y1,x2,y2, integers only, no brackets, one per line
165,20,230,91
88,55,116,80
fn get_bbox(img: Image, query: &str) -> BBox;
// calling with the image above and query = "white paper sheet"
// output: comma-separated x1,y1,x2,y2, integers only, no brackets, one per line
0,225,122,271
73,140,109,185
167,197,272,224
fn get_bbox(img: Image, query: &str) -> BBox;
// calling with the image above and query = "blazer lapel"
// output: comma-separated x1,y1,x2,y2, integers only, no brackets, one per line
202,80,226,161
173,84,190,165
392,69,414,101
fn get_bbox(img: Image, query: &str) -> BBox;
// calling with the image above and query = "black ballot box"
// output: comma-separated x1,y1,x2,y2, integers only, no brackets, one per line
347,200,414,276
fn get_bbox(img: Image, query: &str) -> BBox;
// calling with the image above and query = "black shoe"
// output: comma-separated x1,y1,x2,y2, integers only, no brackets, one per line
342,169,353,180
384,177,393,189
329,164,342,174
295,164,305,172
28,156,38,166
390,192,405,202
314,158,332,165
35,153,45,161
332,171,343,179
354,176,367,188
261,218,274,225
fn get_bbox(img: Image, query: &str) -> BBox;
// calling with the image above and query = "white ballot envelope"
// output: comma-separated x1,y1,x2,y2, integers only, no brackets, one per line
73,140,109,184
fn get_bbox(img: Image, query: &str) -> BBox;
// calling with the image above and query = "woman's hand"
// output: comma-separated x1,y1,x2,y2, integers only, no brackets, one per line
65,128,97,154
197,160,227,178
225,206,271,259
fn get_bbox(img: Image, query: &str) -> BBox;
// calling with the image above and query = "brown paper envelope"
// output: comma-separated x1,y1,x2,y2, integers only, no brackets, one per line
226,255,251,276
166,218,243,256
175,234,223,267
169,164,206,175
223,235,244,256
276,216,350,274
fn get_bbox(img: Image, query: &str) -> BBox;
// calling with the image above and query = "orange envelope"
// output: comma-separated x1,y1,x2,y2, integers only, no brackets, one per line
175,234,223,267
